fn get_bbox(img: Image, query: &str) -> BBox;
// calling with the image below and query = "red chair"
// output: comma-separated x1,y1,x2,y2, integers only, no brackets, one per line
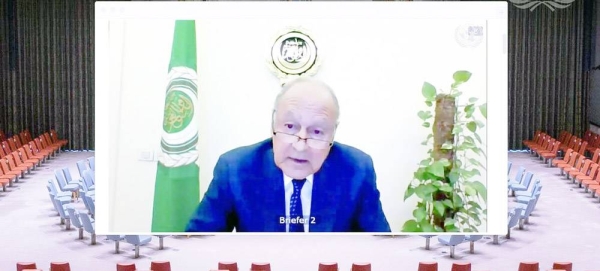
116,263,136,271
50,262,71,271
250,262,271,271
552,262,572,271
318,262,339,271
451,262,472,271
218,261,239,271
16,262,37,271
150,261,171,271
351,263,371,271
518,262,539,271
418,262,438,271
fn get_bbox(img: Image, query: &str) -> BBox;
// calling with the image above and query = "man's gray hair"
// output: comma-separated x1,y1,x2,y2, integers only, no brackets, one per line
271,77,341,126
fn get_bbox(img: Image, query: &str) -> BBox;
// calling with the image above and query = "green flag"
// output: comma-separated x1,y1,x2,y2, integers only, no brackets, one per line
152,20,200,232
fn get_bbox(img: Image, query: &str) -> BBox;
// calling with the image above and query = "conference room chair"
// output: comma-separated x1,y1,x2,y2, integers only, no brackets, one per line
65,207,85,240
53,197,72,230
0,158,21,183
116,262,136,271
76,160,91,182
50,129,69,148
351,262,371,271
318,262,338,271
7,153,30,177
79,212,97,245
518,262,539,271
437,235,466,258
107,235,126,253
417,261,438,271
124,235,153,258
552,262,572,271
50,261,71,271
54,169,79,200
250,262,271,271
48,179,73,199
11,150,34,173
16,262,37,271
493,206,523,244
217,261,238,271
451,262,471,271
150,261,171,271
509,172,534,196
62,167,85,191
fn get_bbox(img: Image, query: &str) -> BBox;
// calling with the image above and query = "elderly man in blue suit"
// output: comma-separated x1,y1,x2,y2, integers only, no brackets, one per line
185,78,390,232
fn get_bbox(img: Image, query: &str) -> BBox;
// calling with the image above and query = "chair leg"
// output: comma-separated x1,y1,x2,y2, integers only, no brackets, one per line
450,246,455,258
115,241,120,253
518,219,524,230
492,235,499,244
66,218,71,230
507,228,511,239
135,246,140,258
78,228,83,239
470,241,474,253
159,237,164,250
91,233,96,245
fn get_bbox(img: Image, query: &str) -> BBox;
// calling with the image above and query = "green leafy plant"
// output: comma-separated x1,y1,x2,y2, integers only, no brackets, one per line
402,70,488,232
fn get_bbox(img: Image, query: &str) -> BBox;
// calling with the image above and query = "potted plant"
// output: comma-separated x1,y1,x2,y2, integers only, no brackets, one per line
402,70,488,232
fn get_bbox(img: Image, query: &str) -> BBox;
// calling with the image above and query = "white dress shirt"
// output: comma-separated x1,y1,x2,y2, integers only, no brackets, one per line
284,174,313,232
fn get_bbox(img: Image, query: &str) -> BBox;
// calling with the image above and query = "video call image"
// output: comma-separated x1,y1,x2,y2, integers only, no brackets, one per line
96,2,507,234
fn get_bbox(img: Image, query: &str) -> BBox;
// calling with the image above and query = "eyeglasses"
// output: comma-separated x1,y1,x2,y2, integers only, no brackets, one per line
273,131,333,150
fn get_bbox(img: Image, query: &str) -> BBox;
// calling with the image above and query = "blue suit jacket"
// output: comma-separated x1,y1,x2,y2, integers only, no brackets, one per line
185,138,391,232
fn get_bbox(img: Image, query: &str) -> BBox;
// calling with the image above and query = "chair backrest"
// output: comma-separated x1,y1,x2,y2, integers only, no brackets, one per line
579,141,589,155
13,135,22,148
549,140,561,154
592,149,600,164
47,180,58,195
530,183,542,196
116,263,136,271
88,157,95,171
107,235,125,241
521,172,534,189
80,170,94,191
65,207,84,229
512,167,526,184
438,235,466,246
583,130,593,142
62,167,76,184
558,130,568,143
464,235,483,242
87,195,95,215
53,198,69,220
124,235,142,245
79,212,95,233
526,180,541,195
76,160,89,179
84,169,95,183
579,159,592,175
54,169,68,190
567,153,580,167
508,207,523,228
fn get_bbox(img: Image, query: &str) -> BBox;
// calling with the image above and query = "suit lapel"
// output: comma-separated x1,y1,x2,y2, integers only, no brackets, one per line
309,157,339,232
260,148,286,232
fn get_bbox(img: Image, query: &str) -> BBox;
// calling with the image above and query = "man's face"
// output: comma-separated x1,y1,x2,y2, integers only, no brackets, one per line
272,81,338,180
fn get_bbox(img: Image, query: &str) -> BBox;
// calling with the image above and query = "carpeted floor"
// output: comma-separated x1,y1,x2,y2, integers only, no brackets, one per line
1,151,599,271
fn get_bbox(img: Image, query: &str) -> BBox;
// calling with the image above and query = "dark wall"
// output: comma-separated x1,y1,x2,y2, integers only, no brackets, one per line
0,0,95,150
